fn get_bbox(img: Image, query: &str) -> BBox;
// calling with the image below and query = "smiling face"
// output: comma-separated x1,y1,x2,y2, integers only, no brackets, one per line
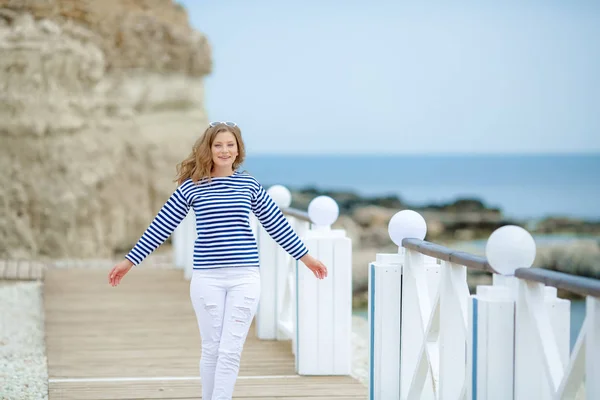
211,130,239,171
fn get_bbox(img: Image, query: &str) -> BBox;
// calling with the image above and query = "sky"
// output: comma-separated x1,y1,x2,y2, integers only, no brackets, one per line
178,0,600,154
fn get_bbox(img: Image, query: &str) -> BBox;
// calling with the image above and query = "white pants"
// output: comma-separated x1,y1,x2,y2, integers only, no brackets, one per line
189,266,261,400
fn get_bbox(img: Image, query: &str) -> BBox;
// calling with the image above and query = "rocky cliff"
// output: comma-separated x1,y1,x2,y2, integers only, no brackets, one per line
0,0,211,259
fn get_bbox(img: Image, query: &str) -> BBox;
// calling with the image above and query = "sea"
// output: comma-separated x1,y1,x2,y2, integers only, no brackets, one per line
242,153,598,349
241,153,600,220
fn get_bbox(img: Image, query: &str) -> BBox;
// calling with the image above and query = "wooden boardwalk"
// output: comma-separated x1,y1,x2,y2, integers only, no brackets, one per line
44,268,367,399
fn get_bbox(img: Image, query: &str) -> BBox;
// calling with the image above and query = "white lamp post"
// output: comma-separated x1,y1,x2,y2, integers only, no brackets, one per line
308,195,339,230
468,225,567,400
485,225,536,275
296,195,352,375
369,209,430,400
483,226,567,399
388,209,427,254
267,184,292,209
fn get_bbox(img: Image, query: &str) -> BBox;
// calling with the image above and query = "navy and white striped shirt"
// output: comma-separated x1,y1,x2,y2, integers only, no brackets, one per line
125,171,308,269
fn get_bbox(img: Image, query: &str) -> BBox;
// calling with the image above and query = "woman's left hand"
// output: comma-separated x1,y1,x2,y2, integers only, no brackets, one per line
300,254,328,280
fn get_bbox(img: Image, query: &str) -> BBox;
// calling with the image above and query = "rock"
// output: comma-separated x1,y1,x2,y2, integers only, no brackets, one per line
533,239,600,279
531,217,600,236
0,2,211,259
332,215,362,245
289,187,404,215
454,229,476,241
0,0,211,76
422,198,499,213
350,245,396,294
351,247,375,293
425,218,445,238
358,225,393,248
351,205,397,228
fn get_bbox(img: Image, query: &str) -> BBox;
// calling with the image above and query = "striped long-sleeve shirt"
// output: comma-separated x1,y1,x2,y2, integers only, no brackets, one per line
125,171,309,269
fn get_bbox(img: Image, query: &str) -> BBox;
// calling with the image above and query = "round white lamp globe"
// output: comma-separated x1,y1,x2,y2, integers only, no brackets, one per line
388,210,427,247
308,196,339,227
485,225,536,275
267,185,292,208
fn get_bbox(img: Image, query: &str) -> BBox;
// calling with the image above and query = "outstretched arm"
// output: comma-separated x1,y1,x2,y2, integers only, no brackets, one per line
125,186,191,265
251,183,327,279
109,186,191,286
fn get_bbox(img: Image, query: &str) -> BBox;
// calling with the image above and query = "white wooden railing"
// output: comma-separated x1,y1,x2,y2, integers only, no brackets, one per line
172,185,600,399
369,210,600,400
172,185,353,375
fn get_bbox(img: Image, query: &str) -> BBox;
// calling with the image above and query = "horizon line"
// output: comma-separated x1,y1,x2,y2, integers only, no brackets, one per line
245,151,600,157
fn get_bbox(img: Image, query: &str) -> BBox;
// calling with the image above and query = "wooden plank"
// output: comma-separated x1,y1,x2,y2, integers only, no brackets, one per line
44,268,367,399
50,376,366,399
44,269,293,377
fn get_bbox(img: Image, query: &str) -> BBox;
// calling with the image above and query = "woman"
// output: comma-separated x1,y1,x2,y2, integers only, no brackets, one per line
108,121,328,400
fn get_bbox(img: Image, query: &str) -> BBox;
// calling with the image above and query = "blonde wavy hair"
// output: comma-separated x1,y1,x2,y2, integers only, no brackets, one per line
175,123,246,185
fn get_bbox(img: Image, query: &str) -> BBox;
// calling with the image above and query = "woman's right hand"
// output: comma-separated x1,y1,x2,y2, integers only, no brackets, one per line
108,259,134,287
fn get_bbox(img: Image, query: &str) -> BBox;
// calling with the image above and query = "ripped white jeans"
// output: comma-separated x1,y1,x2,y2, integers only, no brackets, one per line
189,266,261,400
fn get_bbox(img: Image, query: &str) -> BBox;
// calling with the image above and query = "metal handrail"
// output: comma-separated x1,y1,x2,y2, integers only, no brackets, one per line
515,267,600,298
282,207,311,222
402,238,494,272
402,237,600,298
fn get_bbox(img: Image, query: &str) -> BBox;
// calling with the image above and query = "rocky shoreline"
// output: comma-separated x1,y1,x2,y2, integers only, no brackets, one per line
290,187,600,242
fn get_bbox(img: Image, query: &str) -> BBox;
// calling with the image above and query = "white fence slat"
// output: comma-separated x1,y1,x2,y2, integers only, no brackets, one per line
256,225,279,339
276,242,291,340
587,296,600,399
291,220,310,356
274,217,293,341
515,281,546,399
368,253,403,400
400,249,424,399
514,280,571,399
557,318,586,399
333,235,352,374
546,287,571,375
317,237,335,374
277,247,295,342
296,234,319,372
400,250,438,400
439,261,469,400
468,285,515,400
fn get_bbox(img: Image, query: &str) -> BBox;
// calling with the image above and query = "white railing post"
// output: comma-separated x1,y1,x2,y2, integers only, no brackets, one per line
467,276,516,400
255,185,293,340
586,296,600,399
364,209,437,400
514,280,570,399
366,209,430,400
296,196,352,375
368,252,403,400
